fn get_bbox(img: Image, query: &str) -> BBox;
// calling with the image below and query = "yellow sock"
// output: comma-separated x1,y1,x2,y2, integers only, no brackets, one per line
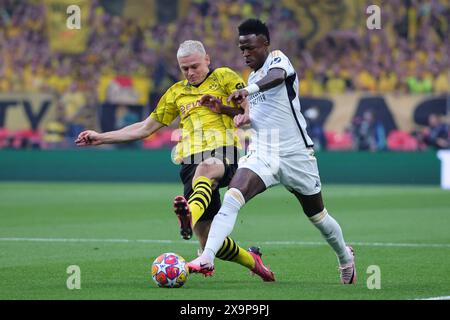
188,176,213,227
216,237,256,270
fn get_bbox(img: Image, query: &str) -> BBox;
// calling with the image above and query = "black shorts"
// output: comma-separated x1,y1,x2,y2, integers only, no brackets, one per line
179,147,239,222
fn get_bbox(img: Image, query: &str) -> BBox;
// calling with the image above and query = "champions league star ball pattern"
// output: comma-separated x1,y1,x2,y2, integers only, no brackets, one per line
151,253,189,288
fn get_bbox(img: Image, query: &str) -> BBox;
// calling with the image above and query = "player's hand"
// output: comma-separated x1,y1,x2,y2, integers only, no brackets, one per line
227,89,249,105
200,94,223,113
75,130,103,146
234,113,250,128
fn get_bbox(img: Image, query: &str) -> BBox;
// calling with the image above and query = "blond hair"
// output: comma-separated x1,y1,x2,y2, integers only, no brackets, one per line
177,40,206,58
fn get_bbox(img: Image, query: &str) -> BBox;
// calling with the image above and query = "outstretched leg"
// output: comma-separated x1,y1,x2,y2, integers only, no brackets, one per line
292,190,356,284
175,157,224,240
188,168,275,281
194,212,257,274
193,216,273,281
177,160,271,280
202,168,266,258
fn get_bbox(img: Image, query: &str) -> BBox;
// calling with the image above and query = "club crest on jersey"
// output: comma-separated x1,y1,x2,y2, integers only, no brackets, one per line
208,83,219,91
270,57,282,65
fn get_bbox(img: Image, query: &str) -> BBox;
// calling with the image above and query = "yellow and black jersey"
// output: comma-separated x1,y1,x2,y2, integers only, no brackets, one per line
150,67,245,161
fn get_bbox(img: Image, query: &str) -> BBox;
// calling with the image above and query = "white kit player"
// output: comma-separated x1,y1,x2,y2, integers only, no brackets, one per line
188,19,357,284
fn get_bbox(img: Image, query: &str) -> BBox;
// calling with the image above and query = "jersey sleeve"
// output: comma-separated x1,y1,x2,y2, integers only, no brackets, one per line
268,50,295,77
218,67,246,96
149,87,179,126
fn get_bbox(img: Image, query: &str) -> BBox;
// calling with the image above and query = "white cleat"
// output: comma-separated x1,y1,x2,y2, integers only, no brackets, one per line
339,246,357,284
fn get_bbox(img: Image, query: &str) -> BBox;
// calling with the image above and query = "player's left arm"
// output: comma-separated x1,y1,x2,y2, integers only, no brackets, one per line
256,52,295,91
227,68,286,104
228,53,294,103
255,68,287,91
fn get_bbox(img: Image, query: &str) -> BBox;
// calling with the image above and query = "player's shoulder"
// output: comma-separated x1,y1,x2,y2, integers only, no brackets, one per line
213,66,241,78
172,79,188,89
166,80,188,93
270,50,289,60
159,80,187,101
213,67,245,89
267,50,294,72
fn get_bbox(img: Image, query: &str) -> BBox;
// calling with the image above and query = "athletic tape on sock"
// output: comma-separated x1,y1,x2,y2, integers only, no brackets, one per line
309,208,328,224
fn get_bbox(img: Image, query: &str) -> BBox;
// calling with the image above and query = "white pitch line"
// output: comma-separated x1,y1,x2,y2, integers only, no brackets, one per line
415,296,450,300
0,237,185,244
0,237,450,248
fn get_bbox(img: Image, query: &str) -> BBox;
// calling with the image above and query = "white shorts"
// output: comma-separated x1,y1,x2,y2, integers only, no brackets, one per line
238,147,322,195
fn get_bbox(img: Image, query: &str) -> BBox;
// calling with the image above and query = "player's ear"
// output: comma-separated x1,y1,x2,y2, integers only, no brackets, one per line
205,54,211,66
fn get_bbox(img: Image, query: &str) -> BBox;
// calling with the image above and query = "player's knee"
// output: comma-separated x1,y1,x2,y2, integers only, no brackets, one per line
302,201,324,217
227,182,248,200
229,169,265,202
293,191,324,217
196,159,223,177
224,188,246,206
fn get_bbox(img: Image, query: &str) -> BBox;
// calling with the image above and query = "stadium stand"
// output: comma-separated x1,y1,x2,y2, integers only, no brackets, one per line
0,0,448,150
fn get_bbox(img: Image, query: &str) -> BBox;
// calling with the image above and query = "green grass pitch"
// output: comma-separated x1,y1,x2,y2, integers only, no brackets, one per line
0,182,449,300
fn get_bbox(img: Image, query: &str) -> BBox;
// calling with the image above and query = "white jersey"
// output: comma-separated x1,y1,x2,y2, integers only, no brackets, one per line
247,50,313,155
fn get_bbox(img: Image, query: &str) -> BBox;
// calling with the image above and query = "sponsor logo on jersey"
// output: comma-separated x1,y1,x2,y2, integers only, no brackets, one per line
249,92,266,107
315,180,321,189
235,82,245,90
179,99,202,115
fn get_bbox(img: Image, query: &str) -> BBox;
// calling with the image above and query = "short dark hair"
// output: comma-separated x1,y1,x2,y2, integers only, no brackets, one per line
238,19,270,44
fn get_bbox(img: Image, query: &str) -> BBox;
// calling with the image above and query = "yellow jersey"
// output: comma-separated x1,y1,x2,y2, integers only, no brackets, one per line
150,67,245,162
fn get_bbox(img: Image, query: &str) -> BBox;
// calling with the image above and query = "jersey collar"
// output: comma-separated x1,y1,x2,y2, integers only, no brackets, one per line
186,69,215,88
251,53,271,76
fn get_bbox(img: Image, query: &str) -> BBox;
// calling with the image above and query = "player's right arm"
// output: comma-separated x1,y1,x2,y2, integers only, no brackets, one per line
76,85,180,147
75,117,165,146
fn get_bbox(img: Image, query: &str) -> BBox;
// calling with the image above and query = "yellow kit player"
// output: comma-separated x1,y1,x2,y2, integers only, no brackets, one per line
75,40,275,281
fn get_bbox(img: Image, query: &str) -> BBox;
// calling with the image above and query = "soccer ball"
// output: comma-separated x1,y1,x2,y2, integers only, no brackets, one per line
151,252,189,288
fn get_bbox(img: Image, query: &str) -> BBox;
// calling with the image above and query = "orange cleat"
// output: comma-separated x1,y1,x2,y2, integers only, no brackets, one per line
248,247,275,282
173,196,193,240
187,256,215,277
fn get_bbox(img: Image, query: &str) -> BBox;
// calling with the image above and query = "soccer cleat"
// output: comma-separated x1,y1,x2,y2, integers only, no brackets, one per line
248,247,275,282
339,246,357,284
173,196,193,240
187,256,215,277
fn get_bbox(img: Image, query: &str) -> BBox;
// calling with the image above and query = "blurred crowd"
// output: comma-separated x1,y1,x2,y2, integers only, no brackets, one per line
1,0,449,95
0,0,449,151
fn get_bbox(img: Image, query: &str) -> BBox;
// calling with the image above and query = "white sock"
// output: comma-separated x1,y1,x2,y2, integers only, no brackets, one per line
203,188,245,262
309,208,352,265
